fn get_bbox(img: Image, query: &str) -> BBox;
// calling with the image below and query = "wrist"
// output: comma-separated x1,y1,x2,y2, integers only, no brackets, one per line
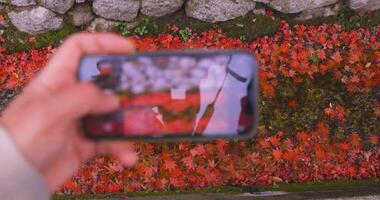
0,125,50,199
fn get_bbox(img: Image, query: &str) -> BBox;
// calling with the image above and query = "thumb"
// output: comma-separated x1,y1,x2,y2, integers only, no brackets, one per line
48,82,119,119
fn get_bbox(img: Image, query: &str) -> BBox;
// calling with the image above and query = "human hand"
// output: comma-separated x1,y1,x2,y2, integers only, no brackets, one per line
0,33,137,193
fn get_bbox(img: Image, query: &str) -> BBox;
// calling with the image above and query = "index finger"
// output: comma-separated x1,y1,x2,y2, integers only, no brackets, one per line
95,141,138,167
31,32,135,93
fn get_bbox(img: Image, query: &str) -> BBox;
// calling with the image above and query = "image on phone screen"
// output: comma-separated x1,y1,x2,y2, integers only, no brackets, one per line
78,51,258,140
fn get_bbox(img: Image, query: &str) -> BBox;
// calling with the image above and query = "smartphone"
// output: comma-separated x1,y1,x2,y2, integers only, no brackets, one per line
77,50,259,141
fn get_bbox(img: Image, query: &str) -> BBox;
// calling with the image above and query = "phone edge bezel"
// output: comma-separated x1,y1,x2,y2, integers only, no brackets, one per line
76,49,260,142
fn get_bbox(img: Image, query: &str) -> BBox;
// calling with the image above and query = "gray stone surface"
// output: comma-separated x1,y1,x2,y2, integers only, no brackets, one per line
252,8,266,15
268,0,338,13
39,0,75,14
8,6,63,34
349,0,380,11
121,18,141,29
185,0,256,22
141,0,185,17
10,0,36,6
87,17,119,32
93,0,140,22
296,5,339,21
68,3,95,26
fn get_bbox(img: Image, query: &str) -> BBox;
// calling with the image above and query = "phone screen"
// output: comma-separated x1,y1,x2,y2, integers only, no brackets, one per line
78,51,258,140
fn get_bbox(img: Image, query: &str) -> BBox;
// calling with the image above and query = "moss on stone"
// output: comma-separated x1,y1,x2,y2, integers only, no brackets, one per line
138,9,217,36
35,25,80,47
119,9,280,42
217,12,280,41
124,0,380,42
3,25,32,53
3,24,80,54
1,4,81,53
3,0,380,53
290,3,380,30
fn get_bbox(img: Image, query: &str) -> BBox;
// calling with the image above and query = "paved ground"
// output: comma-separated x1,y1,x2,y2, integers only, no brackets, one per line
128,195,380,200
126,186,380,200
53,185,380,200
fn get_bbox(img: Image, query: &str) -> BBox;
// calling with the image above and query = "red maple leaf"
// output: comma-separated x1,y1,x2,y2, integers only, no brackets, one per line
106,183,120,193
272,176,283,183
279,43,289,53
347,166,356,177
261,82,275,97
317,122,329,138
288,69,296,77
324,107,334,117
105,162,122,174
182,156,195,170
265,8,274,16
215,139,228,150
374,103,380,117
287,99,297,108
258,138,270,149
283,138,294,150
296,132,310,142
283,150,296,161
169,177,184,188
369,134,379,145
319,64,328,74
178,143,188,151
336,105,346,122
163,160,177,172
6,73,20,89
315,149,327,161
339,142,350,151
144,166,157,178
190,144,206,157
167,24,179,32
349,52,361,63
331,51,343,63
28,36,36,44
351,133,361,147
351,75,360,83
290,60,299,68
204,170,219,185
154,178,167,190
295,24,307,36
317,49,326,60
272,149,282,160
270,136,280,147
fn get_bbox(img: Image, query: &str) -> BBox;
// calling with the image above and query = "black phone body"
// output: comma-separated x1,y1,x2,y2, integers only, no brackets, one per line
77,50,259,141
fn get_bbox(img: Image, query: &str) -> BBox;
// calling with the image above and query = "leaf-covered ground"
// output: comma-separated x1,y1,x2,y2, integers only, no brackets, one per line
0,21,379,194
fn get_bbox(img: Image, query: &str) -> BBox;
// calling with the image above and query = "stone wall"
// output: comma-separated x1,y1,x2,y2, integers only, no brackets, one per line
0,0,379,35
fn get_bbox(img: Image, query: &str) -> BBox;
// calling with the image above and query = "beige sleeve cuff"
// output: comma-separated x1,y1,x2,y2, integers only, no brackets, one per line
0,126,50,200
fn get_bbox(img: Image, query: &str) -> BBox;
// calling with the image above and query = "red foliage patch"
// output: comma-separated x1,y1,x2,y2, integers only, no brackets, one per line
0,22,379,194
